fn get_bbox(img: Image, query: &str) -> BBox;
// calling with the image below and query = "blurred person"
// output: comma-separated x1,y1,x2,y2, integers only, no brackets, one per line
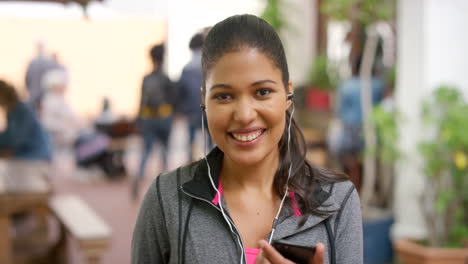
25,40,56,109
51,52,68,73
40,68,80,151
176,32,213,162
95,97,118,126
334,56,384,189
0,79,52,161
132,14,362,264
133,43,176,199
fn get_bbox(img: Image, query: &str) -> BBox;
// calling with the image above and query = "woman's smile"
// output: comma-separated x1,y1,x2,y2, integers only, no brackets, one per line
230,127,265,142
228,128,267,148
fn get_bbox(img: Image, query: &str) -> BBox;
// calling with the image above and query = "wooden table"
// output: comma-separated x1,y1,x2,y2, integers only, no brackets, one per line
0,161,52,264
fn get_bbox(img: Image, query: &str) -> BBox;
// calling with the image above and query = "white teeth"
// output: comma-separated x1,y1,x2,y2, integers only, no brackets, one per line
232,131,262,142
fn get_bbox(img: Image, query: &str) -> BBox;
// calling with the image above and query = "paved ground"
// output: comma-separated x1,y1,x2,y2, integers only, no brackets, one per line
50,117,200,264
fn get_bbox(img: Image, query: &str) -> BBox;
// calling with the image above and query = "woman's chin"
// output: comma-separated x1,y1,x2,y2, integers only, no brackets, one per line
224,148,275,168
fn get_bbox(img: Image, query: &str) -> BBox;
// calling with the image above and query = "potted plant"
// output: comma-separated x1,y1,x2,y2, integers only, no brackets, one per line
305,54,338,112
394,85,468,264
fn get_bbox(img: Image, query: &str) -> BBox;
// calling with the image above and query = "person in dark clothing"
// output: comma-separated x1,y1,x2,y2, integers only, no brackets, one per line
177,33,213,162
133,43,176,199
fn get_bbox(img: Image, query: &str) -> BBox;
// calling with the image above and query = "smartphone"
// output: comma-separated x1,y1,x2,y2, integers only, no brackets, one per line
271,240,316,264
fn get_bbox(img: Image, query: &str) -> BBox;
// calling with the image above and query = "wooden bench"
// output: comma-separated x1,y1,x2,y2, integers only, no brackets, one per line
0,161,52,264
49,195,111,264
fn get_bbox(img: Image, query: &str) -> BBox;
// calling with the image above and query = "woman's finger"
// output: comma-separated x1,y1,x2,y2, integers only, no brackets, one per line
255,250,271,264
309,243,325,264
257,240,295,264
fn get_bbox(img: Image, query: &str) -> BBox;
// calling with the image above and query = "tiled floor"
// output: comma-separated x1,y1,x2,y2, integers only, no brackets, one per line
49,118,199,264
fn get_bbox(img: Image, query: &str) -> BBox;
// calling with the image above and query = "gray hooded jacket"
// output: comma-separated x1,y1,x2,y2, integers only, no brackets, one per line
131,148,363,264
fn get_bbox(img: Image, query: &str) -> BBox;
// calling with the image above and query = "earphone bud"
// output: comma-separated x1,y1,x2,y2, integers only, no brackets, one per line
200,104,206,111
287,93,294,101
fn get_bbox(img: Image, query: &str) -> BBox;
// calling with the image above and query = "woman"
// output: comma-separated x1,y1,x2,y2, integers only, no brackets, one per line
0,79,51,161
132,15,362,264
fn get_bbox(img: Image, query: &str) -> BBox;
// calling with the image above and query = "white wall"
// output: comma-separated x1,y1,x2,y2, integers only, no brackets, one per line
280,0,316,84
0,18,165,117
425,0,468,97
393,0,468,240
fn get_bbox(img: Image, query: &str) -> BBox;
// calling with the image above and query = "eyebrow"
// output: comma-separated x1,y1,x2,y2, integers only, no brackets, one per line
209,79,277,91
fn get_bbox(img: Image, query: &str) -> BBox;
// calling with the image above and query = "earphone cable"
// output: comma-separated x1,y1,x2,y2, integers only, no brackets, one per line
201,110,246,264
268,103,295,244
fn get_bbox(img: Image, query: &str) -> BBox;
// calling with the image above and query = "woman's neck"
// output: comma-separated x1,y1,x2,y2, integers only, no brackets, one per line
220,151,279,195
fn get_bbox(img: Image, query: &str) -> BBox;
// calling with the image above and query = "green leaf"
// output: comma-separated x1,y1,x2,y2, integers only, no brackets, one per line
321,0,395,25
435,190,455,213
308,54,338,90
261,0,287,31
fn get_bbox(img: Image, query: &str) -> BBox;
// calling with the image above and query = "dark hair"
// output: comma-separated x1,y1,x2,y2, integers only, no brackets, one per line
189,33,204,51
0,80,19,107
201,14,348,220
202,14,289,90
150,43,165,65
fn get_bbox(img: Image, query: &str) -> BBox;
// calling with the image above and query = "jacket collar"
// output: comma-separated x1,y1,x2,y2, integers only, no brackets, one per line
182,147,224,202
273,186,339,240
182,147,339,237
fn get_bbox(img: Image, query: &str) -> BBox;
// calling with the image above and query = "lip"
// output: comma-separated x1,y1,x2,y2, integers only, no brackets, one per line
228,128,266,147
228,127,265,134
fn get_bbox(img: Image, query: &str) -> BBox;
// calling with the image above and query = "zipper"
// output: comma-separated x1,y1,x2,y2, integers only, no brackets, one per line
180,186,247,264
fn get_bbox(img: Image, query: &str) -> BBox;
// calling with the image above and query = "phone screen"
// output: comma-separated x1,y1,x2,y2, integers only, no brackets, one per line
272,240,316,264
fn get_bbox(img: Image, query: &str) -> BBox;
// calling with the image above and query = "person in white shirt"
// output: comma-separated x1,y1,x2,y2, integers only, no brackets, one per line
40,68,80,150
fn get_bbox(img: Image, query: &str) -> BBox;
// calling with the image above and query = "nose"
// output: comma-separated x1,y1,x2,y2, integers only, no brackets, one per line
233,97,257,124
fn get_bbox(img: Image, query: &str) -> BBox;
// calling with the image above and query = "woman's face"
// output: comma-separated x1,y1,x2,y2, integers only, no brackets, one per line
204,47,292,167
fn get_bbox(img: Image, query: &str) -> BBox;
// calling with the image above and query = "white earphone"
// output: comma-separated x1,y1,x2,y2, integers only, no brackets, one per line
200,93,295,264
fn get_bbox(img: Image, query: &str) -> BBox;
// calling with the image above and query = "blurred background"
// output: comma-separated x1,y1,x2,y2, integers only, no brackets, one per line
0,0,466,264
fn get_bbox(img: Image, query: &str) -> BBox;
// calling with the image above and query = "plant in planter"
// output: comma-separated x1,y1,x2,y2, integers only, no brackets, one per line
395,85,468,264
371,99,398,208
305,54,338,112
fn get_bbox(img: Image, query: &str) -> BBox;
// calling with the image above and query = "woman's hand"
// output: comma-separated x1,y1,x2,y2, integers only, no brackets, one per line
255,240,325,264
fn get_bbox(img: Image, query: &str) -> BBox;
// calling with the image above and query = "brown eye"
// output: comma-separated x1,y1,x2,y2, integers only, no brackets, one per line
213,93,232,101
256,88,272,97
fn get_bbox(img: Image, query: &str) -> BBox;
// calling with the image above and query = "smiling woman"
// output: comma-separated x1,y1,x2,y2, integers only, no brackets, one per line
132,14,363,264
